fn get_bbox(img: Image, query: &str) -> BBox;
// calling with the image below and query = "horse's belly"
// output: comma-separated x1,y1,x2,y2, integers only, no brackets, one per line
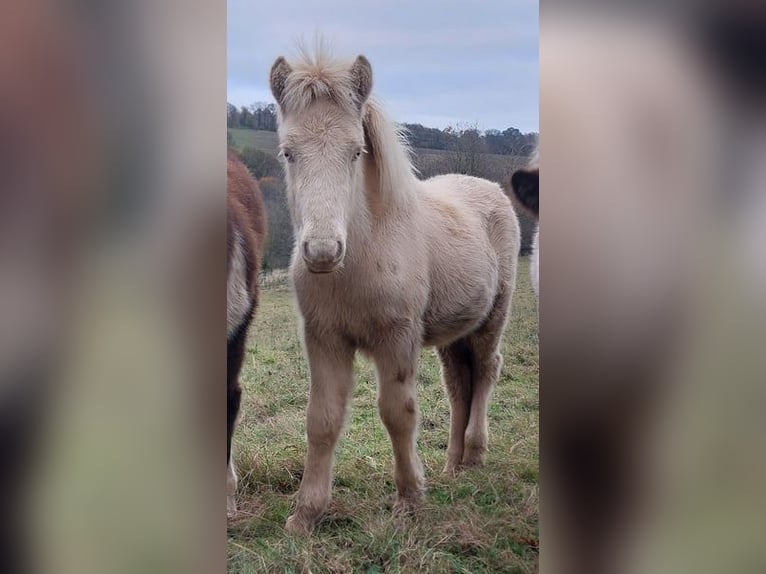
422,286,495,347
423,316,486,348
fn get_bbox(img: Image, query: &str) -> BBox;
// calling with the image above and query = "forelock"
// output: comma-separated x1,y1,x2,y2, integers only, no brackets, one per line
280,45,362,116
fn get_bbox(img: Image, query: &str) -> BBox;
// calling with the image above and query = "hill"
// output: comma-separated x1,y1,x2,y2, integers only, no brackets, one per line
229,128,279,153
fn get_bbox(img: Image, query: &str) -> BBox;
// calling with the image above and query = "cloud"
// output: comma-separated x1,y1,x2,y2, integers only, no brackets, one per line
227,0,539,132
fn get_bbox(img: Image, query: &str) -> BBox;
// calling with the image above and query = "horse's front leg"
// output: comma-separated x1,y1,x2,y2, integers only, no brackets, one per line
285,332,355,535
373,338,425,514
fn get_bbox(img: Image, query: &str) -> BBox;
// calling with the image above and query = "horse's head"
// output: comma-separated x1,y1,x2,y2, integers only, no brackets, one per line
510,150,539,220
270,52,373,273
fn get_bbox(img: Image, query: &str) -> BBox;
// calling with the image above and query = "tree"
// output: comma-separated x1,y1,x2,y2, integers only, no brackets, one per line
258,177,293,270
238,146,282,179
227,103,240,128
446,124,488,177
247,102,278,131
239,106,253,128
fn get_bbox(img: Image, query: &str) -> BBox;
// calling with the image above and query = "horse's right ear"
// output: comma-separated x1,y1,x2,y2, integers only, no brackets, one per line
511,168,539,217
270,56,292,106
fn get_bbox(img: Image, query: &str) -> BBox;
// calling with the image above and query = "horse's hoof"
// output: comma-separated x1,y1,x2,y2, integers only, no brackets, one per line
227,496,237,519
443,461,462,476
285,514,313,536
461,456,485,469
461,448,486,468
393,490,424,518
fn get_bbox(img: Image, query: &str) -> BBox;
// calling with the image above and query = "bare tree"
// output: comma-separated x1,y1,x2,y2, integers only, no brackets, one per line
446,123,488,177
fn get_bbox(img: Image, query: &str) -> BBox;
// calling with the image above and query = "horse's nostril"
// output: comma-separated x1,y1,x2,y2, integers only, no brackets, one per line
302,241,311,259
335,241,343,260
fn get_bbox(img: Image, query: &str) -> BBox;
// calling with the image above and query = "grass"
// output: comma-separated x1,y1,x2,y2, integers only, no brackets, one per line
230,128,280,154
228,258,539,573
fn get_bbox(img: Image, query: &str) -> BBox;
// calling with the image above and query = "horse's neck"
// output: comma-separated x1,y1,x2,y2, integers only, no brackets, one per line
345,113,418,261
359,149,416,218
344,171,417,272
346,176,375,248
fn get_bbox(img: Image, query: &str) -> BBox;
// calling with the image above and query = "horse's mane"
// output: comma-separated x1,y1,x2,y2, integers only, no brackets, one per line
279,43,418,208
279,42,362,116
362,97,418,208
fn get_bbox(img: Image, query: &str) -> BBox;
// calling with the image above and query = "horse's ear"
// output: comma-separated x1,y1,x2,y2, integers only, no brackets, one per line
270,56,292,106
350,55,373,107
511,168,539,217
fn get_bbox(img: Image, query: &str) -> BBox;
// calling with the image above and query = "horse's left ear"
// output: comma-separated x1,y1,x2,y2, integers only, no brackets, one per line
350,55,373,107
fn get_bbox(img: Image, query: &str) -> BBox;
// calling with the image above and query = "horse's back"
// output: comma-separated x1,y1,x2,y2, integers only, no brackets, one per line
228,152,267,250
419,174,519,346
421,174,520,261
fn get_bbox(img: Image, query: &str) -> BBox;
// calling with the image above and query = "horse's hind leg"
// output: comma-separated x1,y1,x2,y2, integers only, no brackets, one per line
227,321,248,518
437,339,473,474
463,286,512,467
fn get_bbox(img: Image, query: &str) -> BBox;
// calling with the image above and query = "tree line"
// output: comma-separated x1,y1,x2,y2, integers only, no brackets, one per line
228,102,278,131
228,102,537,157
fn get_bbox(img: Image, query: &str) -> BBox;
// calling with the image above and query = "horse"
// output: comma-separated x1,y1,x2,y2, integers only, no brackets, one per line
227,151,266,517
269,48,520,534
510,150,539,299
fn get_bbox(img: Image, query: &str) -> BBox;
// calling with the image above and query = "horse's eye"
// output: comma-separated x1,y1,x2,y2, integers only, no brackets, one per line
281,149,293,162
353,149,363,161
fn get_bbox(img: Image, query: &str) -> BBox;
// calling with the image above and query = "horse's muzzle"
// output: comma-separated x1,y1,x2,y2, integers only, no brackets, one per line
302,238,345,273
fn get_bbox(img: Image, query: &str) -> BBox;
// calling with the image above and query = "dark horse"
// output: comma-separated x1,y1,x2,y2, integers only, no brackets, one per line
226,151,266,517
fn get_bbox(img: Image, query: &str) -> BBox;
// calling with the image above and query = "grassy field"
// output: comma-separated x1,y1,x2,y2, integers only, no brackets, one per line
228,258,539,573
230,128,281,154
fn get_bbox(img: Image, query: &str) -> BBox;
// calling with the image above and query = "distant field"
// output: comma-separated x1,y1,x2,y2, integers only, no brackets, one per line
228,258,539,573
230,128,280,154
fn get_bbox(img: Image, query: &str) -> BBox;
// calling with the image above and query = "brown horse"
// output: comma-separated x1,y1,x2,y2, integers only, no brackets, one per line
227,151,266,517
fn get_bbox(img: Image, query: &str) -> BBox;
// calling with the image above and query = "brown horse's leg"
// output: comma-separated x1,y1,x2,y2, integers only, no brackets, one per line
437,339,473,474
227,318,249,517
285,333,355,535
373,340,425,512
463,286,512,467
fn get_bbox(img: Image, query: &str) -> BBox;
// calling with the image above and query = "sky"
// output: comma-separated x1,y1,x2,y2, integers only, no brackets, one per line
227,0,539,133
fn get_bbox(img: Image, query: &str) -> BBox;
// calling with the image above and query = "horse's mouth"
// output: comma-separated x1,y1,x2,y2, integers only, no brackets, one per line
305,261,341,274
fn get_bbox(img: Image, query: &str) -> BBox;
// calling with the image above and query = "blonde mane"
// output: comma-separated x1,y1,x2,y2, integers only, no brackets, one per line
362,97,418,209
276,45,418,209
279,43,364,117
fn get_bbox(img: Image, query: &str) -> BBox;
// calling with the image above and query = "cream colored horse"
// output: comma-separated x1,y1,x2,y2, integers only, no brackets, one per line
270,48,520,534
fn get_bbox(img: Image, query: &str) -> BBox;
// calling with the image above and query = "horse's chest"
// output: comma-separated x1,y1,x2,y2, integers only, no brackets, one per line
295,274,424,349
